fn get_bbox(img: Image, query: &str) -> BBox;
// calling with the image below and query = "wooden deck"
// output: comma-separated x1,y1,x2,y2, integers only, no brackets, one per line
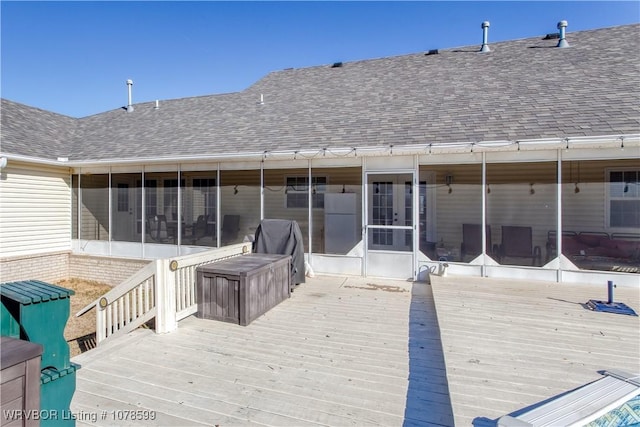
71,275,453,426
429,275,640,426
70,274,639,426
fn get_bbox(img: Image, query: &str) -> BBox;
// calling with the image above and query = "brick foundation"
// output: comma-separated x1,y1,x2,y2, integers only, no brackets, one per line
0,252,150,287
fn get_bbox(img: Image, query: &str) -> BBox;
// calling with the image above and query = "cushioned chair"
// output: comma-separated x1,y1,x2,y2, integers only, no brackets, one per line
147,214,169,243
498,225,541,266
221,214,241,245
460,223,492,261
185,214,209,244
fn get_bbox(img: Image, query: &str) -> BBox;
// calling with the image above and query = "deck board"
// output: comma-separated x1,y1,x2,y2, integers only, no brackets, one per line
430,275,640,426
71,275,454,426
69,273,637,426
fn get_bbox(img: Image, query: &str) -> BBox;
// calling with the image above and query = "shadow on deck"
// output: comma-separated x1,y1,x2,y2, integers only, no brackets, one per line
404,281,455,426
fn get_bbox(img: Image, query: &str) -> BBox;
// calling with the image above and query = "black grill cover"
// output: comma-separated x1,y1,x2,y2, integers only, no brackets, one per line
253,219,306,285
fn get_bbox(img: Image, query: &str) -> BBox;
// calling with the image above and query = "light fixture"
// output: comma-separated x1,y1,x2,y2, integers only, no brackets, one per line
487,184,491,194
517,141,520,151
341,184,346,193
530,183,535,195
234,185,238,195
447,184,452,194
574,183,580,193
375,183,379,194
624,183,629,193
565,138,570,151
620,136,625,150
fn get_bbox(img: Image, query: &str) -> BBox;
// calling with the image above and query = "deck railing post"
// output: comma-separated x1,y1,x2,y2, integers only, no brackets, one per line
96,302,106,343
155,259,177,333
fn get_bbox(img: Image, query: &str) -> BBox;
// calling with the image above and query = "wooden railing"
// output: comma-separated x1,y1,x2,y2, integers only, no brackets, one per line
77,243,251,345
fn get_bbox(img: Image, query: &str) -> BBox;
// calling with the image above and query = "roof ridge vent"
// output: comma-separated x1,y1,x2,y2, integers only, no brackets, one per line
480,21,491,53
425,49,439,56
126,79,134,112
331,62,343,68
557,20,569,48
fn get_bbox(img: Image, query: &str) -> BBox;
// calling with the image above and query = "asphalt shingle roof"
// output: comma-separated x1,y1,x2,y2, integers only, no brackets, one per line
2,24,639,162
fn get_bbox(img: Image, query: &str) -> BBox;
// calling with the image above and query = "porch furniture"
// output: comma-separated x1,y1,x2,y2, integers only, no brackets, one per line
185,214,209,244
497,226,542,266
545,230,577,262
196,253,291,326
460,223,493,261
221,214,241,245
559,231,640,271
253,219,306,287
148,215,170,243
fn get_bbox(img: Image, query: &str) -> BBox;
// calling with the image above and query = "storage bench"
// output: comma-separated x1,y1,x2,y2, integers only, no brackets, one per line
196,253,292,326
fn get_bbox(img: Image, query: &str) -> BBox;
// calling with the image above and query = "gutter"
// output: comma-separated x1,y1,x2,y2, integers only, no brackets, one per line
1,134,638,169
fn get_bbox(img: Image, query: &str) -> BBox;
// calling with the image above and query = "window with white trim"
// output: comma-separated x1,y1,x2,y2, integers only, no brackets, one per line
608,170,640,228
286,176,326,208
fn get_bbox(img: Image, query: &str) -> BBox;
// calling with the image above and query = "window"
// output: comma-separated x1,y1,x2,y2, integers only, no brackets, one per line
163,179,185,220
193,178,216,218
608,170,640,228
286,176,326,208
117,183,129,212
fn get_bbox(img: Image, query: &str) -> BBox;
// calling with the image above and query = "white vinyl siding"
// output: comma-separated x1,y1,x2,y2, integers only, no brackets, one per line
0,162,71,257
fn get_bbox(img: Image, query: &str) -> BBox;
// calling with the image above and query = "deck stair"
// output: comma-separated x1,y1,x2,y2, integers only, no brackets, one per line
76,243,251,344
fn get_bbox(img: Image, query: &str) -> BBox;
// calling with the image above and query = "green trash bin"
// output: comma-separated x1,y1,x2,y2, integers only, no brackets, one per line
1,280,78,426
0,280,74,370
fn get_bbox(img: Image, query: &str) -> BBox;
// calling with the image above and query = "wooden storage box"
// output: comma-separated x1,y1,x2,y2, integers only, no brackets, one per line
196,254,292,326
1,337,43,427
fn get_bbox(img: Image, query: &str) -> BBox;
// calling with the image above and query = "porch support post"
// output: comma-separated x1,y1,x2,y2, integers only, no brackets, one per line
141,167,146,258
216,165,221,248
260,160,264,220
557,149,563,282
108,168,112,256
155,259,177,333
362,157,368,277
307,160,312,260
482,152,487,276
78,172,82,241
177,166,182,249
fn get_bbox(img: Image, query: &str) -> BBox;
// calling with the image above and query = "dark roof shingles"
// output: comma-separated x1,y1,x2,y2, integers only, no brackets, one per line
2,24,639,161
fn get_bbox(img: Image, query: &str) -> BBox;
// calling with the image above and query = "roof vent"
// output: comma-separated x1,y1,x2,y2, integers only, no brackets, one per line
543,32,560,40
557,20,569,48
126,79,134,112
331,62,343,68
480,21,490,53
154,100,159,109
425,49,439,56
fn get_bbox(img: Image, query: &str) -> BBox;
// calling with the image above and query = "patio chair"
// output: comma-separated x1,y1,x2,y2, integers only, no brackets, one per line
147,215,169,243
185,214,209,244
498,225,542,266
460,223,492,261
221,214,241,245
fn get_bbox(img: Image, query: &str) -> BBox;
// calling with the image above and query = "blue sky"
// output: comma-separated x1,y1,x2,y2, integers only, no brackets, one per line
1,1,638,118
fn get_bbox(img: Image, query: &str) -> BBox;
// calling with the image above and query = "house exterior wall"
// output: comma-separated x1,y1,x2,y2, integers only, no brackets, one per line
0,251,69,283
0,161,72,257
